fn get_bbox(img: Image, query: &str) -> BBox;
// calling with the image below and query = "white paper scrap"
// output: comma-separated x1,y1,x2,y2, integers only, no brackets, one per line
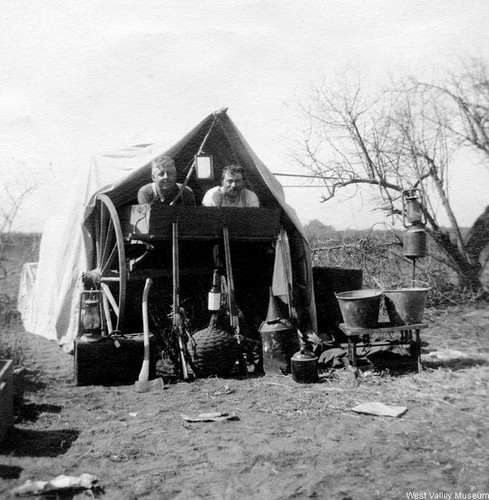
351,401,407,418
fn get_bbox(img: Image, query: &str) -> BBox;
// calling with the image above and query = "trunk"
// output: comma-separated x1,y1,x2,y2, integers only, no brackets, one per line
429,228,482,290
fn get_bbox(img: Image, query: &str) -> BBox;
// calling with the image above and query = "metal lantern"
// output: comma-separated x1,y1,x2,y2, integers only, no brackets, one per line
401,189,428,280
402,188,424,227
79,291,104,338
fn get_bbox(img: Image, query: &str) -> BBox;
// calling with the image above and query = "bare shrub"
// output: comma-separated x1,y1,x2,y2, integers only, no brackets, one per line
310,230,475,308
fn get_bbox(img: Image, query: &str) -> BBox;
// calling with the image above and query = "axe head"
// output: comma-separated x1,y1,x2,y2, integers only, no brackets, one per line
134,377,165,393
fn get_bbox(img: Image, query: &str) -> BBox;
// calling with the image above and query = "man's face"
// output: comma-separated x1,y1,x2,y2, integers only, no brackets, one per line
152,164,177,193
222,172,244,200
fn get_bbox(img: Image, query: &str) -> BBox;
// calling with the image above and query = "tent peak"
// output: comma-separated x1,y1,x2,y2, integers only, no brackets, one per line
213,107,228,117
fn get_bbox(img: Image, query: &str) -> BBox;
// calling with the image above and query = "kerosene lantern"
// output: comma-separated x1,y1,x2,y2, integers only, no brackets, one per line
79,290,104,340
402,189,427,280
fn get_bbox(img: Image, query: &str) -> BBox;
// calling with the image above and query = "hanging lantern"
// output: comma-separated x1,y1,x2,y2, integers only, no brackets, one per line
195,152,214,180
402,188,424,226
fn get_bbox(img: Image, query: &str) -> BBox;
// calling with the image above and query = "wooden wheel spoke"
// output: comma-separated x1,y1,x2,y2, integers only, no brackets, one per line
101,283,119,316
101,289,114,334
100,217,114,268
100,242,117,276
92,194,127,332
95,214,101,266
98,202,106,267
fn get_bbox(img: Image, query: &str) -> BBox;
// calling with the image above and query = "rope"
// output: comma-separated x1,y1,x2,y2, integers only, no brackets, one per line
170,114,219,205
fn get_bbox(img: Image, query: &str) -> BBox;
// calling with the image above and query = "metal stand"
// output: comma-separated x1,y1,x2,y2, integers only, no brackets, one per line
339,323,428,377
411,257,417,282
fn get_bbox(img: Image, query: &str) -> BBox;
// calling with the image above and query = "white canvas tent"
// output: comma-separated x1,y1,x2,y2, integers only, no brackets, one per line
21,109,316,348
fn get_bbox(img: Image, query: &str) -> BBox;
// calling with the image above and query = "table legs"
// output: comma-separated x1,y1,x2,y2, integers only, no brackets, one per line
413,329,422,373
346,328,423,374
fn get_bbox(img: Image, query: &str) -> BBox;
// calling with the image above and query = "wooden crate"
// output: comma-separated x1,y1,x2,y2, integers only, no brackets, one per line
74,335,158,386
0,359,14,447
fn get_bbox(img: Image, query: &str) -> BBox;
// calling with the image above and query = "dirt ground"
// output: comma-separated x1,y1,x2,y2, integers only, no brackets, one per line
1,305,489,500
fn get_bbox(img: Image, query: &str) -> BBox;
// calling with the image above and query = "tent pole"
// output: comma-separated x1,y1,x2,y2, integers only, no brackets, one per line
170,114,219,205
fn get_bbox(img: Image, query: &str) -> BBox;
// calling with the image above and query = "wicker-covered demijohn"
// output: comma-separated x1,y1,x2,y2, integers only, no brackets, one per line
187,314,240,378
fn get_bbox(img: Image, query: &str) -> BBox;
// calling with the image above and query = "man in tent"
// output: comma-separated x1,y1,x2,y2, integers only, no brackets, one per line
137,156,196,205
202,164,259,207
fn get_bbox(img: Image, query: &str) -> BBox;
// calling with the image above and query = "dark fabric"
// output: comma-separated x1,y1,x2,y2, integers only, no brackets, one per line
318,343,413,369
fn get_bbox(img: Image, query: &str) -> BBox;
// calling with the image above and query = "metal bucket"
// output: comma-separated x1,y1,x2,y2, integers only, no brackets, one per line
335,289,382,329
384,287,429,325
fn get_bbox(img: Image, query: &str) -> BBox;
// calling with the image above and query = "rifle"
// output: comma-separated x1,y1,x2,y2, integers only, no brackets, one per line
172,221,190,380
279,227,311,349
222,226,248,376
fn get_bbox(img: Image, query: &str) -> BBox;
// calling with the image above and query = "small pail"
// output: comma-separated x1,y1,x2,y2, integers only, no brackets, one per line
335,289,382,329
384,286,430,325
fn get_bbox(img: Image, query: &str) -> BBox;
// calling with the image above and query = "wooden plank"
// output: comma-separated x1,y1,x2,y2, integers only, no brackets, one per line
339,322,428,336
121,205,281,241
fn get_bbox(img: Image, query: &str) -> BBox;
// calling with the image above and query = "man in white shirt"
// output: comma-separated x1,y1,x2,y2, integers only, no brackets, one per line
202,164,259,207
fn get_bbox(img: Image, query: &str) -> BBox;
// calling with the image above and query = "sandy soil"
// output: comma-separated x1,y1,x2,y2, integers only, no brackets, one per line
1,305,489,499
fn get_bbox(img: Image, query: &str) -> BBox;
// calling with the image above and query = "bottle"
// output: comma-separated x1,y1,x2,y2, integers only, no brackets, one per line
208,269,221,312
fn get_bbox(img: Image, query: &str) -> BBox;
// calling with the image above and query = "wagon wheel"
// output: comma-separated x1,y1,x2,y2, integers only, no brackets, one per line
93,194,127,332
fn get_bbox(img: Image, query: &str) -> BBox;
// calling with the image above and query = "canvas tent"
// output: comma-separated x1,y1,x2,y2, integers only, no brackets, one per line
21,108,316,348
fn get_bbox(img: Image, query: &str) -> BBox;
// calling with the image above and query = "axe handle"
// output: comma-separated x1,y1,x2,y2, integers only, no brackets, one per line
138,278,152,383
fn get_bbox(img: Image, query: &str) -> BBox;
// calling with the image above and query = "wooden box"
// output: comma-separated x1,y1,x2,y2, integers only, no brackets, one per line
122,205,282,242
74,335,158,386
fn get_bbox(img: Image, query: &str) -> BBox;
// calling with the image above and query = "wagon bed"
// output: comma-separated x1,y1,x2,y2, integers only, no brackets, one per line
122,204,282,241
86,194,285,334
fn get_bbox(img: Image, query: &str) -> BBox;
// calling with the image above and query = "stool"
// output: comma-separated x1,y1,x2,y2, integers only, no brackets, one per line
339,323,428,376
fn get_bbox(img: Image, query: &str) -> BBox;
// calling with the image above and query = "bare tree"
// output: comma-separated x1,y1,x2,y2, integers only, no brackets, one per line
0,157,39,282
298,63,489,289
414,58,489,160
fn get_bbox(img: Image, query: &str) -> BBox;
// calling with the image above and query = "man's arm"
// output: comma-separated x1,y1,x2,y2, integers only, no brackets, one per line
201,186,220,206
137,184,154,204
182,186,197,205
245,189,260,207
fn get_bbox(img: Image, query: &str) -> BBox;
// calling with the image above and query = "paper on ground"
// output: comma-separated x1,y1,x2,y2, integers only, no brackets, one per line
11,473,98,496
351,402,407,418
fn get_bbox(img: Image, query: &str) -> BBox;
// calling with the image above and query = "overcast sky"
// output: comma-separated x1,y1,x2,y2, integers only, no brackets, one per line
2,0,489,231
